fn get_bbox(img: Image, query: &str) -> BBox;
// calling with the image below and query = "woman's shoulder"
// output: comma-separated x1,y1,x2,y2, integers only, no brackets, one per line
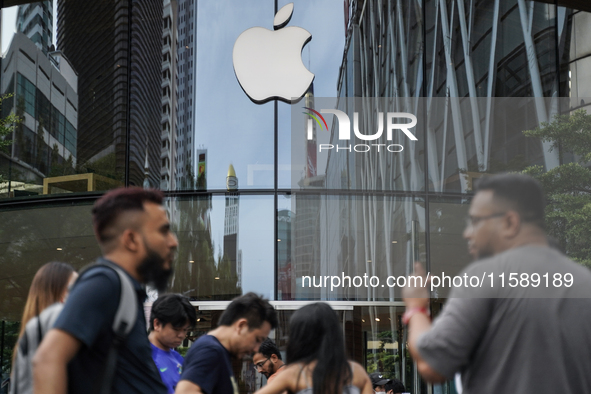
349,362,371,392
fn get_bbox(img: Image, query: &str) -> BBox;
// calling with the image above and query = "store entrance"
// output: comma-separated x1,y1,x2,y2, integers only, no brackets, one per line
187,303,425,394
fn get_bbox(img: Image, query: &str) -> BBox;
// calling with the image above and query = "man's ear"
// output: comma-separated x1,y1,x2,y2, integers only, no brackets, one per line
121,229,141,252
503,210,521,238
235,318,249,333
153,318,162,331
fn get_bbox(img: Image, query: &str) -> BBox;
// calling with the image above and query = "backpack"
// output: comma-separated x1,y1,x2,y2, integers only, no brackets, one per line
10,261,138,394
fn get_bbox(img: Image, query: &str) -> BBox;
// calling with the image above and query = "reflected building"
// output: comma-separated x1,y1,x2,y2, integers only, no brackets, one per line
277,209,293,300
0,32,78,195
224,164,241,288
161,0,178,191
16,1,53,54
56,0,162,187
175,0,197,189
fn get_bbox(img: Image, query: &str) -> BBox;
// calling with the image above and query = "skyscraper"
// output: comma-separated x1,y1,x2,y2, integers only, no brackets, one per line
161,0,178,191
175,0,197,189
16,1,53,54
224,164,241,288
56,0,162,188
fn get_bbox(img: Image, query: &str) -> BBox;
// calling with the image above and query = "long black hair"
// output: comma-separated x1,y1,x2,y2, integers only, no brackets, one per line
286,303,352,394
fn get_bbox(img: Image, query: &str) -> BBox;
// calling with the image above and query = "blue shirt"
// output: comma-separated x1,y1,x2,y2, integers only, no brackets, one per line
151,344,184,393
180,335,238,394
54,259,167,394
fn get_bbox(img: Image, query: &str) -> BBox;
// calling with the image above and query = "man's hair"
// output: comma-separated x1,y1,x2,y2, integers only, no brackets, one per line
474,173,546,229
257,338,282,360
149,293,196,331
92,187,164,244
385,379,405,393
218,292,277,330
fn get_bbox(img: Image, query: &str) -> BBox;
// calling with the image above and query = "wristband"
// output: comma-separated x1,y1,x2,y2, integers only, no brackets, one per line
402,307,429,325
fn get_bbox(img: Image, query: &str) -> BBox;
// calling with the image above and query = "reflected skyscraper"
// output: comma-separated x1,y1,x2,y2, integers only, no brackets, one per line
16,1,53,54
224,164,241,288
56,0,163,187
176,0,197,189
161,0,178,191
0,32,78,194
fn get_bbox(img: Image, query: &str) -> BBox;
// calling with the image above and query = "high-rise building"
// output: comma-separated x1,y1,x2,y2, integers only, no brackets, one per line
224,164,241,287
175,0,197,189
160,0,178,191
56,0,162,188
0,32,78,194
16,1,53,54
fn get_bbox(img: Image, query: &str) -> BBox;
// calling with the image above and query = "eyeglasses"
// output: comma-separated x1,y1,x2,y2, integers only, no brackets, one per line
465,212,506,228
253,357,271,370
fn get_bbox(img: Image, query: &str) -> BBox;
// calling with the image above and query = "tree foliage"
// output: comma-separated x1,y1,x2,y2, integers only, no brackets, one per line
0,94,18,151
523,109,591,267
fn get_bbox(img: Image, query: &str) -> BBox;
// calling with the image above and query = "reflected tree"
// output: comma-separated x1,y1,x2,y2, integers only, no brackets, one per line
523,109,591,267
170,195,241,300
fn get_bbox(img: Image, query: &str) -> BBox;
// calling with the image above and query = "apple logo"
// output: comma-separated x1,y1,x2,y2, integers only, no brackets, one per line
233,3,314,104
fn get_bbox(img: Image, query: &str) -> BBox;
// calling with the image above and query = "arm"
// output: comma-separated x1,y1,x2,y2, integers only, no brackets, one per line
175,380,205,394
350,362,373,394
406,313,446,383
402,263,446,383
254,365,296,394
33,329,82,394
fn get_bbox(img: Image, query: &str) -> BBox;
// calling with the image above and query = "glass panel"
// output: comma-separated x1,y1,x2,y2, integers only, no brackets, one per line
428,198,472,299
1,2,125,199
0,202,99,377
278,194,425,301
277,0,347,189
425,0,557,98
291,97,426,192
426,97,586,193
169,194,274,300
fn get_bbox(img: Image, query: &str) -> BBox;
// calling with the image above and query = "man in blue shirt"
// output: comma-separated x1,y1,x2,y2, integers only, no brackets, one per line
149,294,196,393
175,293,277,394
33,187,178,394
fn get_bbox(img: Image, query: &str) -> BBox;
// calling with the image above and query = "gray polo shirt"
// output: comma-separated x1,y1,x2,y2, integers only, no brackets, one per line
417,245,591,394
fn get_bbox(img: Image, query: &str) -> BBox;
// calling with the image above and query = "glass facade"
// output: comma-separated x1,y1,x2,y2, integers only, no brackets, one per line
1,0,591,392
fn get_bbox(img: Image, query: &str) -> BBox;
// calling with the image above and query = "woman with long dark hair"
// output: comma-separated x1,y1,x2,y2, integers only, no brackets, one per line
10,261,77,394
255,303,372,394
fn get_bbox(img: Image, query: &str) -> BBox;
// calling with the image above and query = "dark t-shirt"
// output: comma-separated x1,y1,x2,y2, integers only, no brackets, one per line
180,335,238,394
54,260,166,394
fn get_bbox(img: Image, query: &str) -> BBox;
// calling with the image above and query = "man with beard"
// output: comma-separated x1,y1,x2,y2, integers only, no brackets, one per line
33,187,177,394
149,294,196,393
252,339,285,384
175,293,277,394
402,174,591,394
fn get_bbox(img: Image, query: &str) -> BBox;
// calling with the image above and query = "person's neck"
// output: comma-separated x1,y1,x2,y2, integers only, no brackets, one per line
502,231,548,253
103,251,141,281
208,326,233,353
148,331,171,352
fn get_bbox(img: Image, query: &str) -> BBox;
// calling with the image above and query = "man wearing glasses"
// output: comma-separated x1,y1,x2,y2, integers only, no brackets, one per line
402,173,591,393
149,294,196,394
252,339,285,384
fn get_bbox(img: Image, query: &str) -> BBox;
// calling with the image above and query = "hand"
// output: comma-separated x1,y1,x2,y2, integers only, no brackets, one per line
402,262,430,309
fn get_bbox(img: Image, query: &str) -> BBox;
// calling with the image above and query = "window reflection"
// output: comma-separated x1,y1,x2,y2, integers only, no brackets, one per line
428,199,472,299
0,203,98,321
278,194,425,301
168,194,274,300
